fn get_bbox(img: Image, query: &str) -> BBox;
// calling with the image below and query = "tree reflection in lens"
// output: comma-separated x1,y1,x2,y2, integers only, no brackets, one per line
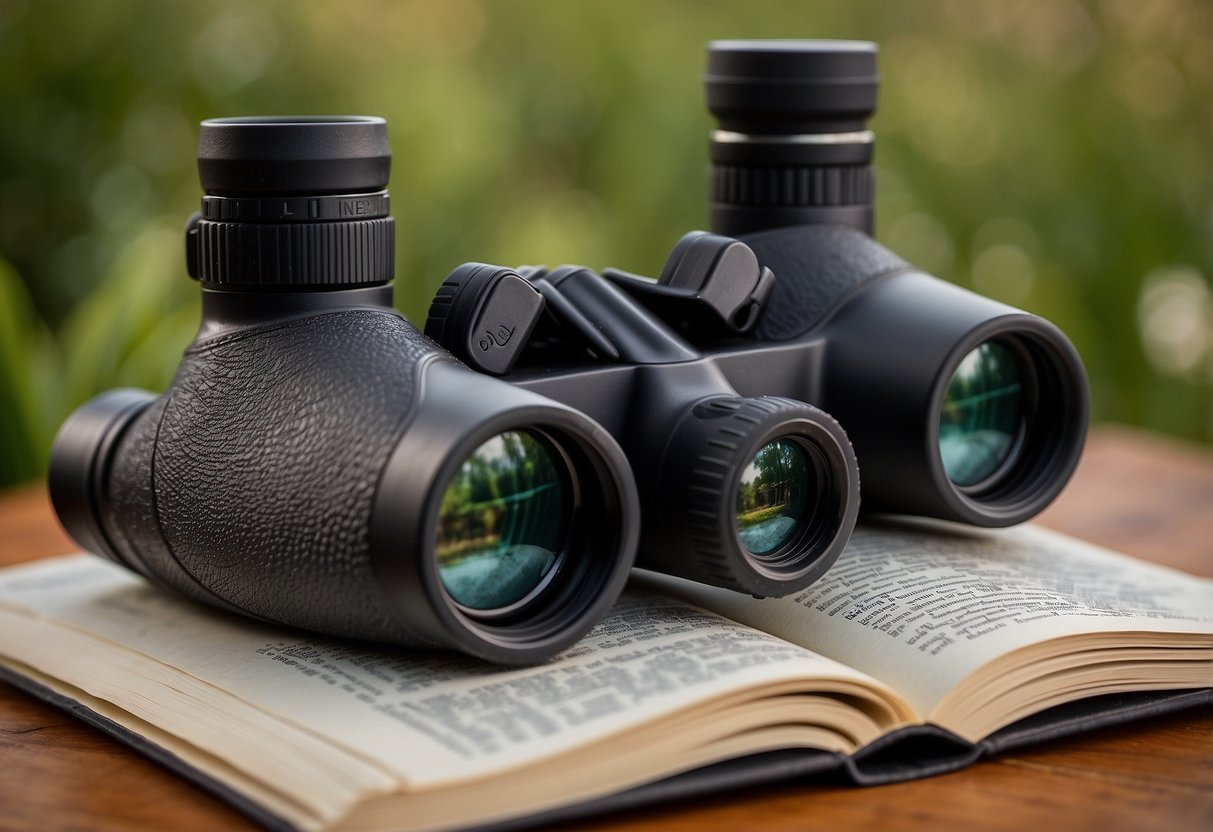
437,430,569,610
736,438,811,556
939,341,1024,487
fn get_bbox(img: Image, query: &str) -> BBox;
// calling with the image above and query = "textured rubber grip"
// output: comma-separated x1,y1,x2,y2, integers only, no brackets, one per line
134,309,444,643
743,224,909,342
100,395,252,611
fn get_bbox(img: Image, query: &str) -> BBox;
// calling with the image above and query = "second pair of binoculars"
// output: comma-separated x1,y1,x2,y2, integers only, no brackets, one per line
50,41,1087,664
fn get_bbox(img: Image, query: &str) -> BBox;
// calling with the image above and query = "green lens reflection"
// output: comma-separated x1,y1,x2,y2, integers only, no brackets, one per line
939,341,1024,487
437,430,569,610
736,439,811,556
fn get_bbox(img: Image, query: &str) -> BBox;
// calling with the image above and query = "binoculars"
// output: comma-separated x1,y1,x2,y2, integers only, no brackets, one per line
49,41,1088,664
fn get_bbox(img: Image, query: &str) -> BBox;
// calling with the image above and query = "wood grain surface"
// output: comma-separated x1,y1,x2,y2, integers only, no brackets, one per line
0,425,1209,832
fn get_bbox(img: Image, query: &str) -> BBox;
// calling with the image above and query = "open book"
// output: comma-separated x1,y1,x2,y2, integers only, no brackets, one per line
0,522,1209,832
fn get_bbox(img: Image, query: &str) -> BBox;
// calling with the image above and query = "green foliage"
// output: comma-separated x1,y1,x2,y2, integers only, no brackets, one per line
0,0,1211,489
736,505,786,531
57,226,198,410
0,257,59,484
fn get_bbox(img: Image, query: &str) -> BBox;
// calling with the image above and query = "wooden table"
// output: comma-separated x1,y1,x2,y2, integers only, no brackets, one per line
1,425,1210,832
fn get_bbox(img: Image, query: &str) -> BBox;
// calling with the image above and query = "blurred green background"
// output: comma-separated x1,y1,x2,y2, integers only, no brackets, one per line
1,0,1211,489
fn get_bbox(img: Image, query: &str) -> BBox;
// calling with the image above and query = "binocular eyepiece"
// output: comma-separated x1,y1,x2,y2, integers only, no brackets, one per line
706,40,879,235
188,116,395,289
52,116,640,665
49,40,1089,666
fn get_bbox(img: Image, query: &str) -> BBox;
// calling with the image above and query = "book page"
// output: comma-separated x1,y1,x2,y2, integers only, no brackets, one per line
644,522,1213,717
0,554,905,791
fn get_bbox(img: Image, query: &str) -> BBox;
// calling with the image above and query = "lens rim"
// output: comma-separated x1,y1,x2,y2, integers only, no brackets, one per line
435,427,576,620
727,416,855,585
369,361,639,665
418,413,629,643
926,316,1088,525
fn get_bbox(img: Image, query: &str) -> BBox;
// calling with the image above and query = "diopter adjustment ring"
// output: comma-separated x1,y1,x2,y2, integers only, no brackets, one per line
189,216,395,287
711,164,872,207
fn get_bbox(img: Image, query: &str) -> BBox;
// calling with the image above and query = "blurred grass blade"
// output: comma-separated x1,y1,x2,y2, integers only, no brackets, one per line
0,257,61,487
58,225,196,413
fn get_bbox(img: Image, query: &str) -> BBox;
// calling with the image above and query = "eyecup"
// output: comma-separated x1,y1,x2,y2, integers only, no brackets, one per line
197,116,390,197
706,40,878,134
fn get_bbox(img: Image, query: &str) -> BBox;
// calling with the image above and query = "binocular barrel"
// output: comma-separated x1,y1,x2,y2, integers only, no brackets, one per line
47,37,1091,666
705,41,1088,527
734,225,1088,527
50,118,640,665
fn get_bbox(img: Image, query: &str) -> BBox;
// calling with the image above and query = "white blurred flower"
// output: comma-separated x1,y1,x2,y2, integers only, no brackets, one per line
1137,266,1213,376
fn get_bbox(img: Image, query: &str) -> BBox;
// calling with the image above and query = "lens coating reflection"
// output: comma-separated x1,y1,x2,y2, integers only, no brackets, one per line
736,439,811,555
939,341,1024,487
437,430,569,610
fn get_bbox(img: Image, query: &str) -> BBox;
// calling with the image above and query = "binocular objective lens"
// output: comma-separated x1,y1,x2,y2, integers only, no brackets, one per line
939,341,1025,488
436,430,570,611
736,438,812,556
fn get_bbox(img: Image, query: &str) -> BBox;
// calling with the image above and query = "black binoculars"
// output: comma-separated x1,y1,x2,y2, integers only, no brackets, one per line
49,40,1087,664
